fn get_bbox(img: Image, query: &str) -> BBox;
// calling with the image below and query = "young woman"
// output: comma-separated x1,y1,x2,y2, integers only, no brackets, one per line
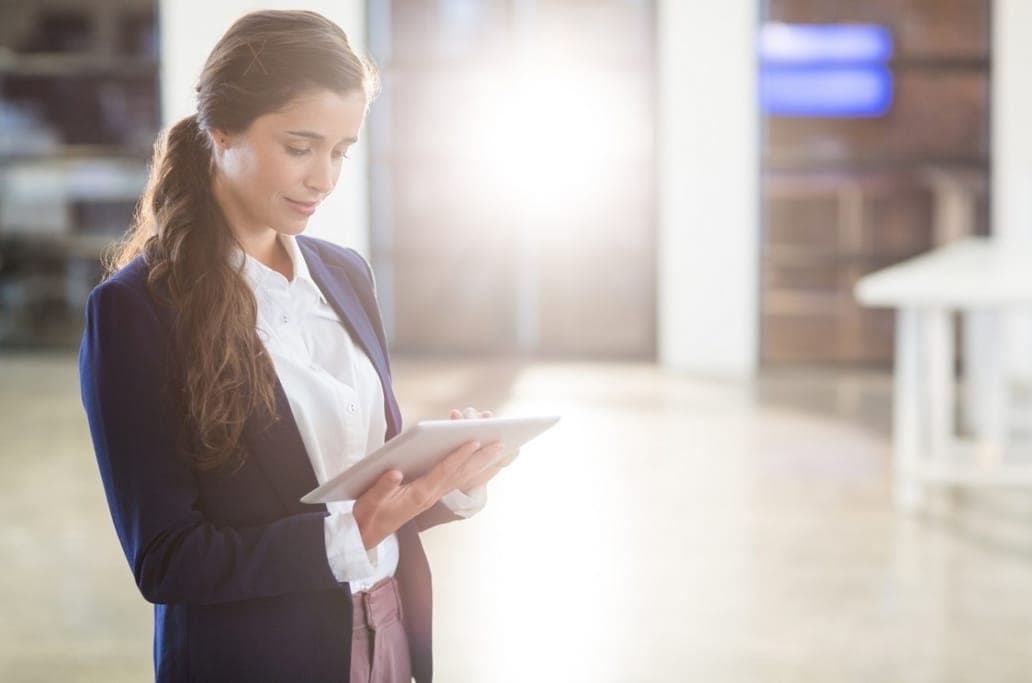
79,10,512,683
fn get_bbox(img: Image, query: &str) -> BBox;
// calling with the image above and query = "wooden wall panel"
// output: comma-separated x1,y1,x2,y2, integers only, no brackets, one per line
760,0,990,366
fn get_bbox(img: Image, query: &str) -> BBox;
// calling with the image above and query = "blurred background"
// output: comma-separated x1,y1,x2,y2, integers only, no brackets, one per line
2,0,1032,681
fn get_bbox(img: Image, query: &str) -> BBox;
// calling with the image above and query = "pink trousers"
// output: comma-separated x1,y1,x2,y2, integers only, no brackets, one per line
350,577,413,683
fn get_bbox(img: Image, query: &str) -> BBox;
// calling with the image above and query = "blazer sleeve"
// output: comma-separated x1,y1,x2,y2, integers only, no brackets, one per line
79,279,341,606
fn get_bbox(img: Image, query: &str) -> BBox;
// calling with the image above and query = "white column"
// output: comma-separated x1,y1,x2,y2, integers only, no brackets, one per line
656,0,760,377
993,1,1032,379
993,0,1032,243
159,0,370,257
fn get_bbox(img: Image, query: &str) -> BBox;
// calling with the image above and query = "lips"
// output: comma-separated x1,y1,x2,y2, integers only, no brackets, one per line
285,198,319,216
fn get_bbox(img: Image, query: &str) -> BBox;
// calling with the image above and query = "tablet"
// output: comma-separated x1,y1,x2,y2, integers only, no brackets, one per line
300,415,561,504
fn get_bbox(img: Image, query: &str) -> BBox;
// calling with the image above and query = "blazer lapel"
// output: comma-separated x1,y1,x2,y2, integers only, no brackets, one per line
297,238,402,438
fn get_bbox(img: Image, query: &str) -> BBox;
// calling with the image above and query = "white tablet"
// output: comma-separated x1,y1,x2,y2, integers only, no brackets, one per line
300,415,561,504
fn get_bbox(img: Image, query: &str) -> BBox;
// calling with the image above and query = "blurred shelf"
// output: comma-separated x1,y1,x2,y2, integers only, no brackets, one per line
0,145,149,164
763,290,851,316
762,163,989,196
764,247,927,267
0,51,157,77
0,2,157,350
0,232,118,258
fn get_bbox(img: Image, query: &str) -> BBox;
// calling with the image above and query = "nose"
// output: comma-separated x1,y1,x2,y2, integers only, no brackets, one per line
305,154,335,194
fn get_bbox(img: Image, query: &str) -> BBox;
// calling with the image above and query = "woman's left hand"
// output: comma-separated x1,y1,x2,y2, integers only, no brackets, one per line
449,406,519,490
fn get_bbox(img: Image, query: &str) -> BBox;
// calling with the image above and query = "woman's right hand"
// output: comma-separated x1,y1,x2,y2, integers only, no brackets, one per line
352,439,504,549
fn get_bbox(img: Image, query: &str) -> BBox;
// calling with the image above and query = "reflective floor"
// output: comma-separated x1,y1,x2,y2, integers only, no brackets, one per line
2,353,1031,682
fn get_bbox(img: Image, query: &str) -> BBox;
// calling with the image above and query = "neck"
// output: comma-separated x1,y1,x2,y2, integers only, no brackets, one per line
238,229,281,269
212,173,293,280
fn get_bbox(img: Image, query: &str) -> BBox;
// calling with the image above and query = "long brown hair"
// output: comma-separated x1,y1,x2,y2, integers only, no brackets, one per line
106,10,378,473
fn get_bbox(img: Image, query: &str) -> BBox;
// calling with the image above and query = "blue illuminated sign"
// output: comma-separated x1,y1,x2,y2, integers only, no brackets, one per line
758,23,894,118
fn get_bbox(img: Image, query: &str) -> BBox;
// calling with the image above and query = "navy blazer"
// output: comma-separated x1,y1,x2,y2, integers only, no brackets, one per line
79,235,457,682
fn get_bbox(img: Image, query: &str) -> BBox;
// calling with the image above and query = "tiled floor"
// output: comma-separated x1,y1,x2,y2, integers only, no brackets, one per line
2,353,1031,682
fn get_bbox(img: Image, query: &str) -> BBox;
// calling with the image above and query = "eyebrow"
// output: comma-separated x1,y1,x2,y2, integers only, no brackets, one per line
285,130,358,145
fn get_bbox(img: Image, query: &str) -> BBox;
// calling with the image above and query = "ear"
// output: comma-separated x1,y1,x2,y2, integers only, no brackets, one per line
208,128,232,152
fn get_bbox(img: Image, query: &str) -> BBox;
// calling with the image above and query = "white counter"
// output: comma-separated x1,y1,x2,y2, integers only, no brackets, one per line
855,236,1032,508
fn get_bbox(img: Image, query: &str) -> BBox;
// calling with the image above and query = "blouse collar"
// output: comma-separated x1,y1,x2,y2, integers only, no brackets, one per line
232,233,327,305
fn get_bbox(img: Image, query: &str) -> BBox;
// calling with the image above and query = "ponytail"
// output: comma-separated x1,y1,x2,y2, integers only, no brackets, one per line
106,114,214,283
105,114,278,474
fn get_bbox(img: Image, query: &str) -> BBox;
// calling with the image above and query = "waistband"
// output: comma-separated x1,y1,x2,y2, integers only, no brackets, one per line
351,576,404,631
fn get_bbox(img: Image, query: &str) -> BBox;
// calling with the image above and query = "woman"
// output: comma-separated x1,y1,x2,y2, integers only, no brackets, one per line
79,10,511,683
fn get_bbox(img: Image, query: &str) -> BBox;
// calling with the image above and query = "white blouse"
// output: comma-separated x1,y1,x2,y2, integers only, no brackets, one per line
236,234,485,592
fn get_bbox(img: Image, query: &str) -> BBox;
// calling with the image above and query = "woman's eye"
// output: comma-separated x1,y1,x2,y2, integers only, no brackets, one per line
287,146,349,160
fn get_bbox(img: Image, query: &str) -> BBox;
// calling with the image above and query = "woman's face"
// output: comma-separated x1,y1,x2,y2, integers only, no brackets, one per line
210,88,367,240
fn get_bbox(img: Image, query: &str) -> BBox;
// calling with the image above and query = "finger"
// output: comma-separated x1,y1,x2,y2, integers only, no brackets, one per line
446,442,504,493
417,440,482,494
466,457,508,488
363,468,403,502
464,406,478,419
439,440,482,472
460,442,506,479
480,410,494,418
491,449,520,470
450,409,463,420
463,444,517,488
